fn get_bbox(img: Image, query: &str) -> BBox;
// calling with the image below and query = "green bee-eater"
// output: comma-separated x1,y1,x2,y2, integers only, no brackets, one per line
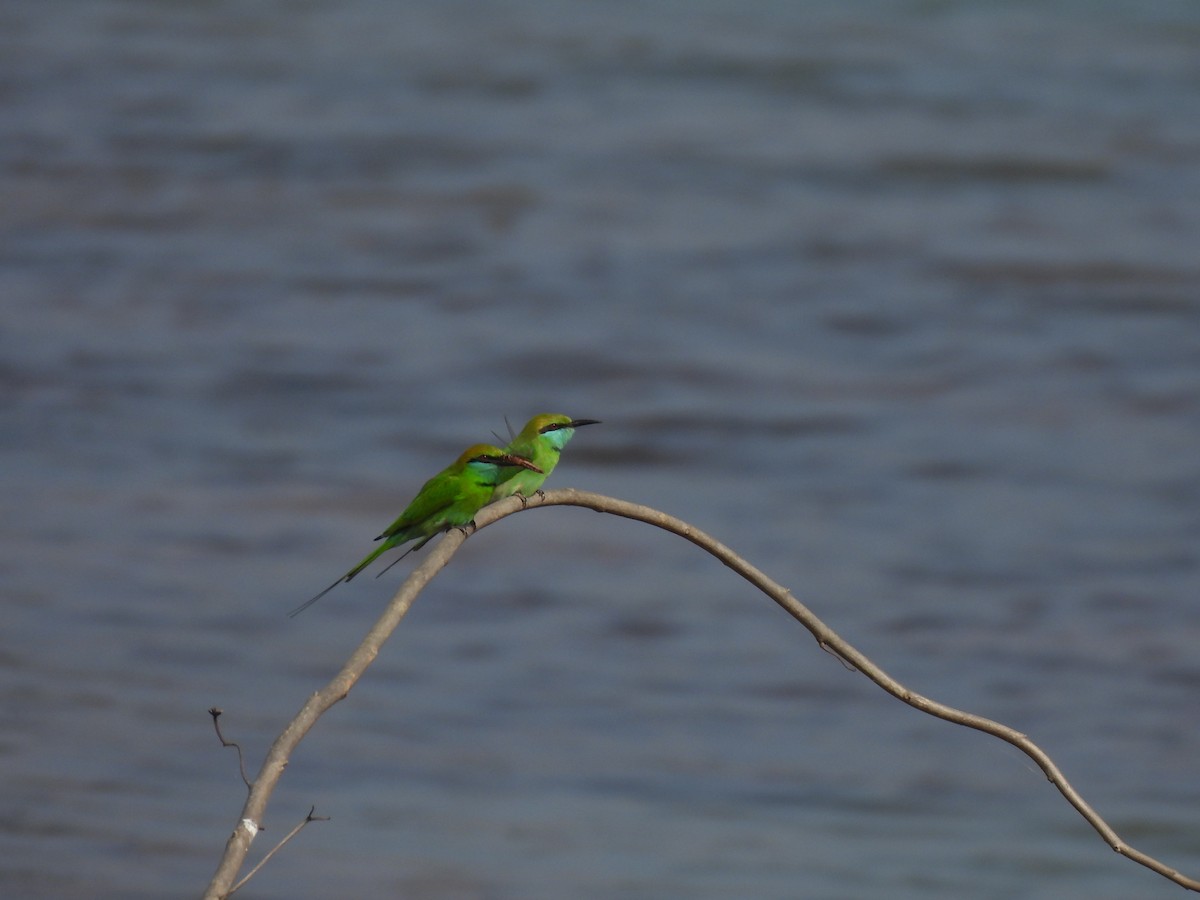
490,413,601,503
290,444,542,617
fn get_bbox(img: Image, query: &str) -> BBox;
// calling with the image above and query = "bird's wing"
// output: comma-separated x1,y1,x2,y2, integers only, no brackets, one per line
375,470,463,540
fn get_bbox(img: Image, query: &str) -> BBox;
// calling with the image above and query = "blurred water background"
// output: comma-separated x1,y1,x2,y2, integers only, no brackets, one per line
3,1,1200,897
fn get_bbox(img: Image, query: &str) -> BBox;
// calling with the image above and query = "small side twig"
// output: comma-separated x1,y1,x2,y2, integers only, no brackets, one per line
209,708,251,791
229,806,329,896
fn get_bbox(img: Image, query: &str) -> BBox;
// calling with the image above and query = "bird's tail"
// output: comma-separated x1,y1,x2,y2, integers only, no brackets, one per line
371,530,439,580
287,576,345,618
287,540,396,617
489,415,518,447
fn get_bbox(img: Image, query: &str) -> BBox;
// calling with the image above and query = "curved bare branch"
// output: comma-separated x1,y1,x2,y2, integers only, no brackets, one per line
202,489,1200,897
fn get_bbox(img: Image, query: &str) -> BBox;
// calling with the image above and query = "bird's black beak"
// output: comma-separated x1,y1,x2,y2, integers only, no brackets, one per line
567,418,602,428
499,455,543,473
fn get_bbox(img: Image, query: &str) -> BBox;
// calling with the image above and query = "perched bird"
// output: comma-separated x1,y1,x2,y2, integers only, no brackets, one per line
490,413,601,502
290,444,542,617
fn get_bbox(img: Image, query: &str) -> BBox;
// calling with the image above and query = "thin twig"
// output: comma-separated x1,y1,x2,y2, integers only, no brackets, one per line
229,807,329,896
208,707,251,791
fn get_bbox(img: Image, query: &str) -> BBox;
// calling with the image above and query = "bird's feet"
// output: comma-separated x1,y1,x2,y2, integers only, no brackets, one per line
455,522,478,537
517,489,546,509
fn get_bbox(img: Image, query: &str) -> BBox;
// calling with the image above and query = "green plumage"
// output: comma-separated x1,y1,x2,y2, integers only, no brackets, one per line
490,413,601,502
290,443,541,616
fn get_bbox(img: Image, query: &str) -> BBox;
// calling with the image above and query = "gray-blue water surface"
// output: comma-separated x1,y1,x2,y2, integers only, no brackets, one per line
3,1,1200,897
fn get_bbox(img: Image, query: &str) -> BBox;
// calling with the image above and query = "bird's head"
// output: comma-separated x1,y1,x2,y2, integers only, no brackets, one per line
521,414,602,450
